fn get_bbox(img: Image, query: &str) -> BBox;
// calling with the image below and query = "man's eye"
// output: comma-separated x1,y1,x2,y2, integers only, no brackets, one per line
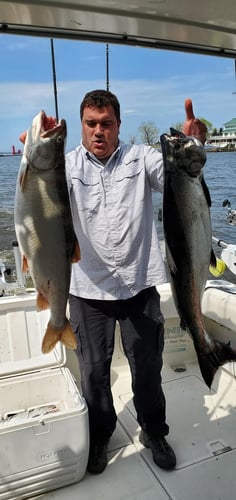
86,121,112,128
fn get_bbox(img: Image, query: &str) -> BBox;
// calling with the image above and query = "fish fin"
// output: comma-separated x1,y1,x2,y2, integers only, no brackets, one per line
37,292,49,311
195,338,236,388
60,319,77,350
201,175,212,207
210,249,217,268
19,162,29,191
41,321,61,354
71,239,81,263
22,255,28,273
166,245,178,275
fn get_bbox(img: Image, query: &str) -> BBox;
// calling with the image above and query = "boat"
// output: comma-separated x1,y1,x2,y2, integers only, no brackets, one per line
1,248,236,500
1,1,236,499
222,199,236,225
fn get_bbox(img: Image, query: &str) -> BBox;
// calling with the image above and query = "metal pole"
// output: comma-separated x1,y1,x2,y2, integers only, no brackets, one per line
50,38,59,121
212,236,228,248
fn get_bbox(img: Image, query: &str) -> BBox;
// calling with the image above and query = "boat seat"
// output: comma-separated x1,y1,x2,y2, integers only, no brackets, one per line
202,283,236,334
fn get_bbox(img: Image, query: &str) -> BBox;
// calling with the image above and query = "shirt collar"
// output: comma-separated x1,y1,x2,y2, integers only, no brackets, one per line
81,141,121,166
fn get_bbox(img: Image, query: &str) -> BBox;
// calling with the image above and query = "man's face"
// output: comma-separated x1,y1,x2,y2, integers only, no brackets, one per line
81,105,121,160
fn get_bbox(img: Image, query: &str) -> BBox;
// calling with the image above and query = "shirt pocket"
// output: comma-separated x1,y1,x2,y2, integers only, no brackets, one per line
71,171,101,213
115,159,144,207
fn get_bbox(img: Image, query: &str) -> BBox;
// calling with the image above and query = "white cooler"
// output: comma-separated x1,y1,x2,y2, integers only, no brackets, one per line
0,293,89,499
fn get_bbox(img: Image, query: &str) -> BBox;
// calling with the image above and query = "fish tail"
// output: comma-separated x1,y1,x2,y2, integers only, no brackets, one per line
41,319,77,354
41,321,61,353
60,319,77,350
195,338,236,388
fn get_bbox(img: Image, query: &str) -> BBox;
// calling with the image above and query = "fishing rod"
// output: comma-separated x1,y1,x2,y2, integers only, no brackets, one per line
106,43,110,91
50,38,59,122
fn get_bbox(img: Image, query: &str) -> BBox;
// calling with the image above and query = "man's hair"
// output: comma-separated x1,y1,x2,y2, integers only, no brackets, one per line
80,89,121,122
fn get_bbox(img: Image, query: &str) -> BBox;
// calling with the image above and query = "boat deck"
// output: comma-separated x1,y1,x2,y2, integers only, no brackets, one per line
1,284,236,500
34,340,236,500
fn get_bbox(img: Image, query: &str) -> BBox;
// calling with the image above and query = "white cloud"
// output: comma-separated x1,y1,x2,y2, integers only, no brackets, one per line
123,109,136,114
0,72,235,151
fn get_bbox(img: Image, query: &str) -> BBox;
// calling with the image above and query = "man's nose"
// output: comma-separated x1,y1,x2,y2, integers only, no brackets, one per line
94,123,104,134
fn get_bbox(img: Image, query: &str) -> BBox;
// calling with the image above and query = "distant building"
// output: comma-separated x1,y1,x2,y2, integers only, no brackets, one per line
206,118,236,151
223,118,236,135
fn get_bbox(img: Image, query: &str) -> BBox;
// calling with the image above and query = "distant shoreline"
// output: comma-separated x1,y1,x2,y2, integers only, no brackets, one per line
205,149,236,153
0,153,22,157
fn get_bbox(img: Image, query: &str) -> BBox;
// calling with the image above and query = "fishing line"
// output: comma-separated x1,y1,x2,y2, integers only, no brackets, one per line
50,38,59,122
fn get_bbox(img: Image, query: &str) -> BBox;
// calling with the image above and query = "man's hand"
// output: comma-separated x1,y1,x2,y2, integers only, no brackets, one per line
182,98,207,144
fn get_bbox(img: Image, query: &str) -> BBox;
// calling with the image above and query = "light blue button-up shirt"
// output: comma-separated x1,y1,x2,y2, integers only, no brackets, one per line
66,142,167,300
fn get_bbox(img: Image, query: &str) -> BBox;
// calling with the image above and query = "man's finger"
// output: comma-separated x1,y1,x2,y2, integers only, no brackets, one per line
19,131,27,144
185,98,195,120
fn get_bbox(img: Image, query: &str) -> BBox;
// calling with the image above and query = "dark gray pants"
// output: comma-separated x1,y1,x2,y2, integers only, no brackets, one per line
69,287,169,445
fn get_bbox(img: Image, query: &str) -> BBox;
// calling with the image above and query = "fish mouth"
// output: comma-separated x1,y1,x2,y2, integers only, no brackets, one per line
40,111,66,139
19,111,66,145
188,167,202,177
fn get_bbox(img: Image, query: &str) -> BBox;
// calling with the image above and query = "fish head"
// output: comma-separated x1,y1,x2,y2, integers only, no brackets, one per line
160,129,206,177
23,111,67,171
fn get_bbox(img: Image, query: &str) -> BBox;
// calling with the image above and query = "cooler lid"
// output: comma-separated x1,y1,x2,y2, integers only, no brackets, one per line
0,292,67,378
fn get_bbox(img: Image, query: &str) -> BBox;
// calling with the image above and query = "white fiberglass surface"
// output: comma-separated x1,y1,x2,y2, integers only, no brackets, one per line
0,369,83,427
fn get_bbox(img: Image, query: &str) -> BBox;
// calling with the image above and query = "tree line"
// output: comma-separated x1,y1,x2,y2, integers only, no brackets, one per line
131,118,220,146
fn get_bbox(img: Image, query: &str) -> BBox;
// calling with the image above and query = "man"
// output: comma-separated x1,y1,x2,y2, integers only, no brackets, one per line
66,90,207,474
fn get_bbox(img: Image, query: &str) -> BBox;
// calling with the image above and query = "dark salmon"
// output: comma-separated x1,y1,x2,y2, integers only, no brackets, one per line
161,129,236,388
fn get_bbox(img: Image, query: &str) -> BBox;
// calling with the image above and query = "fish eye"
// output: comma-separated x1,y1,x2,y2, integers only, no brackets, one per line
174,142,181,151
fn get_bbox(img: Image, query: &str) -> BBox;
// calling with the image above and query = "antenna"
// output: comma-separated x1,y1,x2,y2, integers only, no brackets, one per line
50,38,59,121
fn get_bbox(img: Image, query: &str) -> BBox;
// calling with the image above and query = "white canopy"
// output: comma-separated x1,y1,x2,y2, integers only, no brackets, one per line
0,0,236,58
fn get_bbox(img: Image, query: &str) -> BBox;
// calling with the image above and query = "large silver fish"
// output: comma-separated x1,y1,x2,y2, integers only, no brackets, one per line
161,128,236,388
14,111,80,354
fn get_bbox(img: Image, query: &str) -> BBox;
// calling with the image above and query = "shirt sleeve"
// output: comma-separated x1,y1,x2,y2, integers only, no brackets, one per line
65,151,74,193
144,146,164,192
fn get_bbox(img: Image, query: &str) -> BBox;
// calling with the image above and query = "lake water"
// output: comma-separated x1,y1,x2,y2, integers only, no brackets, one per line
0,152,236,281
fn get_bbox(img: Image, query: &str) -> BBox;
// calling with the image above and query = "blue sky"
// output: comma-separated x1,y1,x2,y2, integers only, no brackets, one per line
1,33,236,152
